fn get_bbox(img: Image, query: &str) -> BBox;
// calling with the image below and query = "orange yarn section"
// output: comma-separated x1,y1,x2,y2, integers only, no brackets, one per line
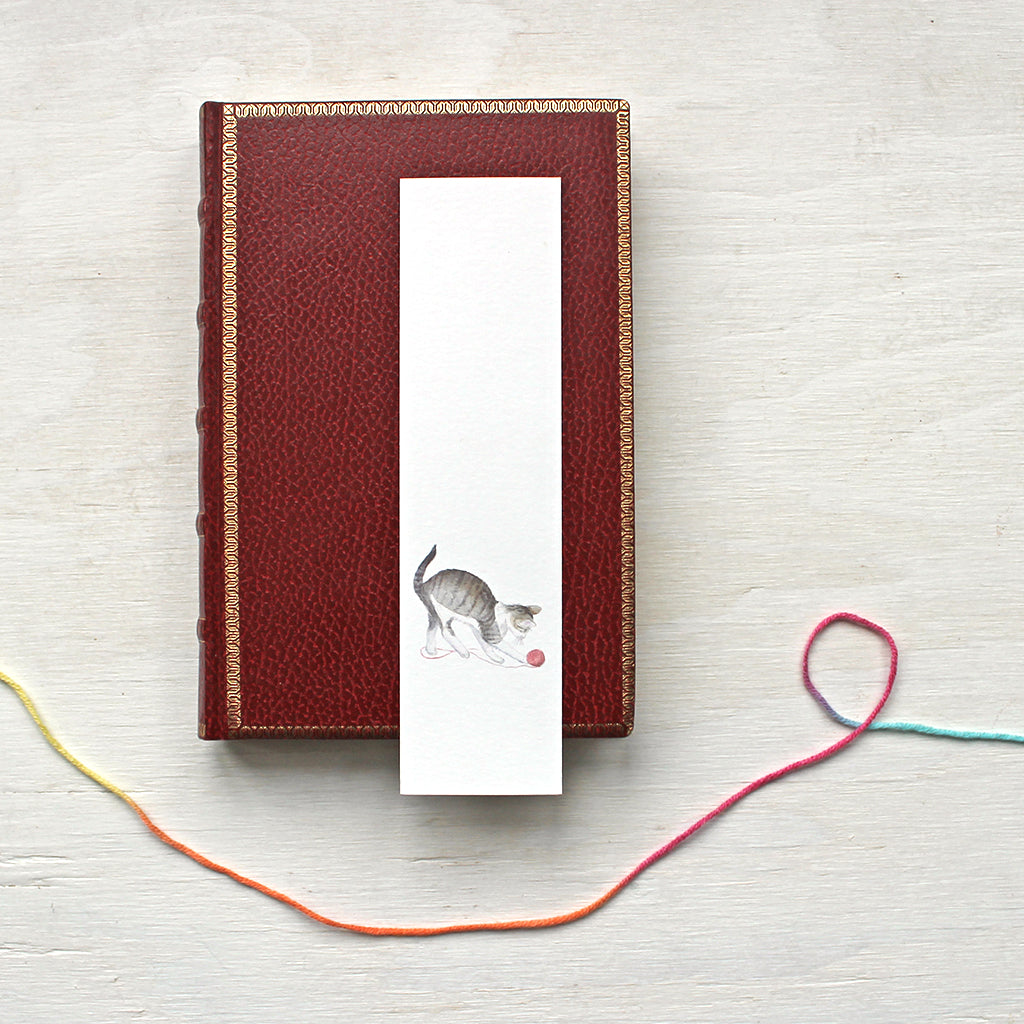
134,799,617,936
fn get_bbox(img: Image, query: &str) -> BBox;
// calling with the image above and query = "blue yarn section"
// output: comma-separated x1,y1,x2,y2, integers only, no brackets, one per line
820,705,1024,743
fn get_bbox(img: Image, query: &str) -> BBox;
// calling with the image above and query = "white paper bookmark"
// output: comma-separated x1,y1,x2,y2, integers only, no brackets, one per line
399,177,562,795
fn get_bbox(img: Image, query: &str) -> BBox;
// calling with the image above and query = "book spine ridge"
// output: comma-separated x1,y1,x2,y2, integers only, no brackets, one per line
197,102,226,739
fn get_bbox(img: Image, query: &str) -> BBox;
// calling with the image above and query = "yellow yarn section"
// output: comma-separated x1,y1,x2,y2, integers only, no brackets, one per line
0,668,140,812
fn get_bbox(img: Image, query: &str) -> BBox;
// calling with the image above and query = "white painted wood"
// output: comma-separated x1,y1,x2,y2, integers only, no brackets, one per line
2,2,1023,1020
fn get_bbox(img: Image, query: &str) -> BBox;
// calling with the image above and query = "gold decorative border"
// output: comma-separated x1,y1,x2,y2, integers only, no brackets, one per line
231,98,621,119
615,102,636,736
220,106,242,731
235,724,397,738
220,99,634,736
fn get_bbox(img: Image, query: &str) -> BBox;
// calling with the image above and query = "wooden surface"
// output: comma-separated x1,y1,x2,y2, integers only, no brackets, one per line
3,2,1023,1020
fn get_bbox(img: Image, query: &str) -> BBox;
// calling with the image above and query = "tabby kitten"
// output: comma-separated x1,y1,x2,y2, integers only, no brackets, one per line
413,545,540,665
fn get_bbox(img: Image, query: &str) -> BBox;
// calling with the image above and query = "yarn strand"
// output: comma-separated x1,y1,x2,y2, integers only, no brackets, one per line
2,612,1011,936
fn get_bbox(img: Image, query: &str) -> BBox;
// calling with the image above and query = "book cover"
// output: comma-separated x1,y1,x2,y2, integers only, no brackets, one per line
197,99,634,740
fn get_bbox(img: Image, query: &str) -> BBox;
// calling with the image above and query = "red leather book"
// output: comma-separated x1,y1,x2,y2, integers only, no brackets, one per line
198,99,634,739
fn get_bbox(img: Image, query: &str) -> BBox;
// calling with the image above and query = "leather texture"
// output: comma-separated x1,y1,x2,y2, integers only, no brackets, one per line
199,101,633,739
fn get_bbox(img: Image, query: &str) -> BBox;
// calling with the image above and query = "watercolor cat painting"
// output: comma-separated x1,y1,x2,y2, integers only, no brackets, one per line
413,545,540,666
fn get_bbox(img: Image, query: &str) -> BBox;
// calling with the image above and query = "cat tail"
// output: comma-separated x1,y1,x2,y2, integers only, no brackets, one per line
413,545,442,640
413,545,437,597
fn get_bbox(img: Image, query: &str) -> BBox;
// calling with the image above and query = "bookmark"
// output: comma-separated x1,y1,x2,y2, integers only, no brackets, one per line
399,177,563,795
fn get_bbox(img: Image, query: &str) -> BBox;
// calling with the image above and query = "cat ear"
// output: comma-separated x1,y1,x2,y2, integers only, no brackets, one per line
528,605,541,616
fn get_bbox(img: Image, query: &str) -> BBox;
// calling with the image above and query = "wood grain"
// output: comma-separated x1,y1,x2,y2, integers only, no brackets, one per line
2,2,1023,1020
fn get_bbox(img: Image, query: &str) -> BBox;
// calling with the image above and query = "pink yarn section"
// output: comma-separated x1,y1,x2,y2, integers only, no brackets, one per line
612,613,898,893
